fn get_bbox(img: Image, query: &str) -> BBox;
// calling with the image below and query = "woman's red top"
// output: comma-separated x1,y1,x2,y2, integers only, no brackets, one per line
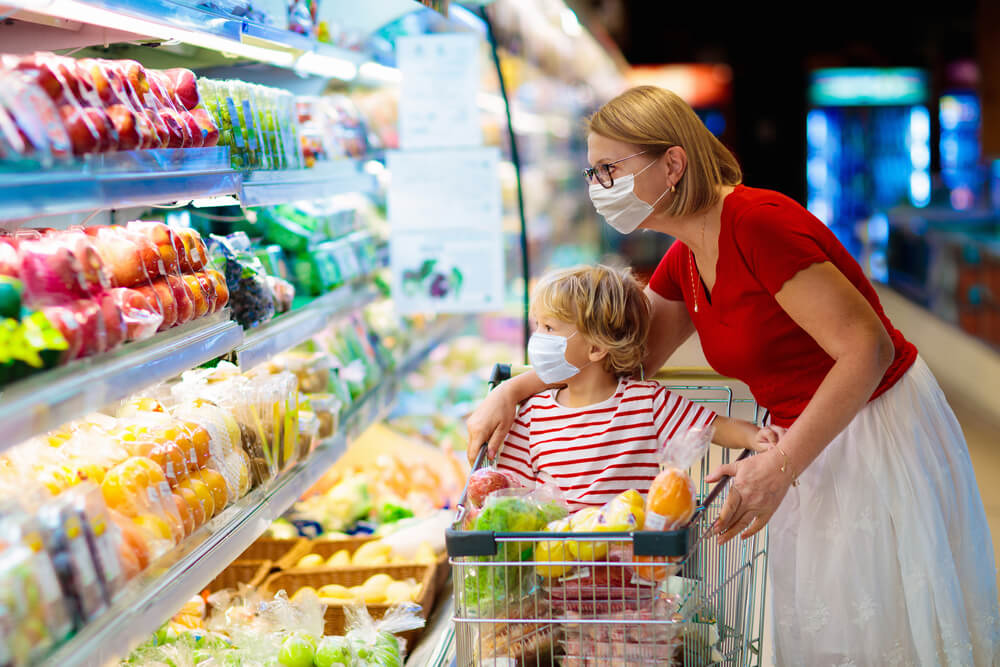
648,184,917,427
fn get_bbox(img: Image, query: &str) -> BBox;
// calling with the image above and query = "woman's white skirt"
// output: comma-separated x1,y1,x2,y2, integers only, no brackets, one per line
768,356,1000,666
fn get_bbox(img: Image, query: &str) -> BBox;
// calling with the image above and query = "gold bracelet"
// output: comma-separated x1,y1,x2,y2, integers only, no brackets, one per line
774,445,800,487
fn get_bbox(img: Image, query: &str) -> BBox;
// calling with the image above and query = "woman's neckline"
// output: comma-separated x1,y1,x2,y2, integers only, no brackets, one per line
690,184,742,302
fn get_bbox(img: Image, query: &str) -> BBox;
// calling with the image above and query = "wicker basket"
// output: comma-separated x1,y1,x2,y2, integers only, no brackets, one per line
260,564,437,646
286,536,450,593
206,560,273,592
282,535,378,567
237,537,306,570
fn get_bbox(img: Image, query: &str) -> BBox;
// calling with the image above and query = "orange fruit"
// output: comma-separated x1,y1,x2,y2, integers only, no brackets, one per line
198,468,229,514
181,422,212,468
172,492,194,537
644,467,696,531
634,554,680,582
177,477,216,519
176,486,206,527
133,513,174,543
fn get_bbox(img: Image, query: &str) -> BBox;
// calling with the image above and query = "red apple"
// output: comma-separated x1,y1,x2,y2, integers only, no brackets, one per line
181,274,209,319
190,108,219,147
466,468,515,509
120,60,150,99
180,112,204,148
135,279,176,331
84,106,118,152
98,292,126,351
18,239,87,302
164,274,194,325
41,304,83,362
127,221,183,274
141,109,169,149
55,230,111,296
192,272,217,314
158,108,190,148
109,287,162,341
59,105,99,155
175,228,207,272
12,57,63,101
163,68,200,110
0,241,19,278
107,104,140,151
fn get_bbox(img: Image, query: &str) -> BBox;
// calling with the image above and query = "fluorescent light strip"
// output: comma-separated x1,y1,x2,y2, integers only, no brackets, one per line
294,52,358,80
18,0,296,67
358,61,401,85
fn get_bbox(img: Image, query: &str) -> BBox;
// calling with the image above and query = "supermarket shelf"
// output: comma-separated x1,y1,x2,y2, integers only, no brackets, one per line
234,281,381,370
0,310,242,453
0,151,383,225
239,160,378,207
37,314,468,667
0,148,238,225
0,0,418,74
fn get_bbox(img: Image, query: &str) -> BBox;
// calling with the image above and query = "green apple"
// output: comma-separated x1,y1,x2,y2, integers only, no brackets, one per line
278,633,317,667
314,636,353,667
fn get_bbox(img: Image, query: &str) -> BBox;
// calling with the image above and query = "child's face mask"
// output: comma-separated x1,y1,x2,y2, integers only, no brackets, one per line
528,331,584,383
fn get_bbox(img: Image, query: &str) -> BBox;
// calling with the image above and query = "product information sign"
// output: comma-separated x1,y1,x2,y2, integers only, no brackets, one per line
397,33,482,149
388,147,504,314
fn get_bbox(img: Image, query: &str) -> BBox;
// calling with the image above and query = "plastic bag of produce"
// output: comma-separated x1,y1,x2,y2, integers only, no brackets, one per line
340,600,425,667
209,232,276,328
0,68,71,164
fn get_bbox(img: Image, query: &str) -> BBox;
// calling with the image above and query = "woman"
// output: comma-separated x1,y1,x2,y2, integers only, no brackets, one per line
466,85,999,665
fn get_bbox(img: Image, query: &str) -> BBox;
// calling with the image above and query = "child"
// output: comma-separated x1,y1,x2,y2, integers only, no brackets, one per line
494,264,769,511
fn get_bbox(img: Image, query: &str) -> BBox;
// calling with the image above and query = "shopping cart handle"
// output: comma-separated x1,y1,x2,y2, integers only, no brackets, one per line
691,448,752,523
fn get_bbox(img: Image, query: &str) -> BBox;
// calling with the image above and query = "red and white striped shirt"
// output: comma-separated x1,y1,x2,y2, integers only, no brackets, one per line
495,378,716,511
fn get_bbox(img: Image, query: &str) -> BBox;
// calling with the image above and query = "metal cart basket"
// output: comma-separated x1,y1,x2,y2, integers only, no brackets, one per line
444,365,768,666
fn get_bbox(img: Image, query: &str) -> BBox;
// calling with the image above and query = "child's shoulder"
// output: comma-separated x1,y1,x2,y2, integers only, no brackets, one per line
619,378,667,396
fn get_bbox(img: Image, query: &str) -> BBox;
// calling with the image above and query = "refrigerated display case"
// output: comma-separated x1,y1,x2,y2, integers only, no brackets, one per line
806,67,931,274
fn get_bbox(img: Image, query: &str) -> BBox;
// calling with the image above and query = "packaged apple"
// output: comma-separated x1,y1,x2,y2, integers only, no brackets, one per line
0,69,71,165
126,220,199,327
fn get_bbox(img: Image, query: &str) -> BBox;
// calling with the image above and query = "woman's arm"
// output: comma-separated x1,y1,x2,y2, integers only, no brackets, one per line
642,287,696,376
465,370,548,464
708,261,894,543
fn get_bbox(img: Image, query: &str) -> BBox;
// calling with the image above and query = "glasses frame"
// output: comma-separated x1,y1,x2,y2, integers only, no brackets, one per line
583,149,649,188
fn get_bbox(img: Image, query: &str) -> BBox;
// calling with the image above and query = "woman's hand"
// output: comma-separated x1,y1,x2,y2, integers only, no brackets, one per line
705,448,792,544
753,426,780,452
465,382,518,465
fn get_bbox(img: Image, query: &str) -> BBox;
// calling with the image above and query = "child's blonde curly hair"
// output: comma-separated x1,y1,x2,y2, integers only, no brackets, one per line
531,264,651,378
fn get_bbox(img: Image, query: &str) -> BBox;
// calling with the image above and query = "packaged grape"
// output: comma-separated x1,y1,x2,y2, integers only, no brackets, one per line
37,496,108,625
209,233,275,328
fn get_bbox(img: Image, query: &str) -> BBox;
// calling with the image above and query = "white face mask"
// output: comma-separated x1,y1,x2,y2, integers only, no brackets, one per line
528,331,585,384
588,160,671,234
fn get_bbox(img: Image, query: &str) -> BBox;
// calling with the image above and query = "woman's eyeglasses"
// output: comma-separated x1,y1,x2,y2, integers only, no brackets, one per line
583,150,648,188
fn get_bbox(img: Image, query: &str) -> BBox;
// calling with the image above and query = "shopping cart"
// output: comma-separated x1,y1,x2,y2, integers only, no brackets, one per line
443,364,768,666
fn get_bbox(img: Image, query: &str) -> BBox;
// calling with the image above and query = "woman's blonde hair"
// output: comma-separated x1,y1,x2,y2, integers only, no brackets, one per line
587,85,742,217
532,264,650,377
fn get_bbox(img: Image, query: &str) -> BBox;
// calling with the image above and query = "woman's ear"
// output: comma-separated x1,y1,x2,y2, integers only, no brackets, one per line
664,146,687,188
